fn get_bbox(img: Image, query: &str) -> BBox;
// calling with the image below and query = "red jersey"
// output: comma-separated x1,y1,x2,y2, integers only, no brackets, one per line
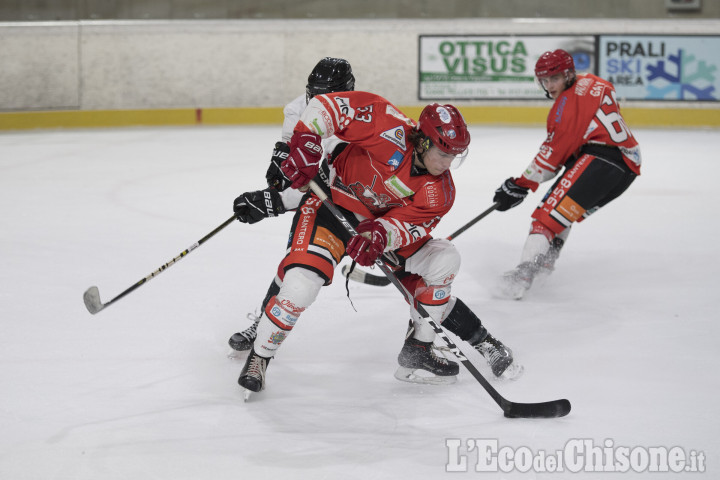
294,91,455,251
518,73,641,191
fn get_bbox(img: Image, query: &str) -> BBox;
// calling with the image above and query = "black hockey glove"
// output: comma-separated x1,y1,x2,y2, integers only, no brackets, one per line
233,188,286,224
265,141,292,191
493,177,530,211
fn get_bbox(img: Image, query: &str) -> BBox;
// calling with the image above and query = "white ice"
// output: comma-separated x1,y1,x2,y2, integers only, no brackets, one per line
1,124,718,479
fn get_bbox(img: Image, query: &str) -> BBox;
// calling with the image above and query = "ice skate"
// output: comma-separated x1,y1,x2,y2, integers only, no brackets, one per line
395,336,459,385
227,313,261,358
497,261,538,300
474,333,524,381
238,348,271,400
533,238,564,282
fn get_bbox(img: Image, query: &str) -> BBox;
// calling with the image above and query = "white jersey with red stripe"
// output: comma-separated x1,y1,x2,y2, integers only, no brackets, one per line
518,73,641,191
293,91,455,251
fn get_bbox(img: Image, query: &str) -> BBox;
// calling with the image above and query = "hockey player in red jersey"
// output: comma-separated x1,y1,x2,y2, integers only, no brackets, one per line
236,92,523,395
493,49,641,299
229,59,464,385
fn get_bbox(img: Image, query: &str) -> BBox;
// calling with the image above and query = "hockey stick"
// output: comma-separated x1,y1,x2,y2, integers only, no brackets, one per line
342,202,500,287
307,180,570,419
83,215,236,314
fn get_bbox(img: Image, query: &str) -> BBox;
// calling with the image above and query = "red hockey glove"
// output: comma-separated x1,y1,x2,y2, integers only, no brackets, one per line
280,132,323,189
347,219,388,267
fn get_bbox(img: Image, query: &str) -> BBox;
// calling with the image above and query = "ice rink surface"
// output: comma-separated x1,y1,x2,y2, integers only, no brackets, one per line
1,124,718,479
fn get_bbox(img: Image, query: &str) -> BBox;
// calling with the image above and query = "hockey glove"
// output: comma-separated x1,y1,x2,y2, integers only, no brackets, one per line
493,177,530,211
280,132,323,189
346,219,388,267
265,141,292,191
233,188,285,224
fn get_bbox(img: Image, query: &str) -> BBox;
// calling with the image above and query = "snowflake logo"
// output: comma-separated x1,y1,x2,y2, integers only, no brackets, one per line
645,49,716,100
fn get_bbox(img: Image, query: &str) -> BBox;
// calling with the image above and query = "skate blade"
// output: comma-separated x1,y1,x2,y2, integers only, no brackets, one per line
243,389,253,402
226,348,249,360
496,362,525,382
394,367,457,385
494,275,529,300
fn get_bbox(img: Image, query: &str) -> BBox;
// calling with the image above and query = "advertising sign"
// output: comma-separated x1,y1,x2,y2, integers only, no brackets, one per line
599,35,719,101
418,35,595,100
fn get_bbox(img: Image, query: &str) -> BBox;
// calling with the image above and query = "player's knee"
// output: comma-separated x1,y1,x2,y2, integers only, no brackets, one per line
411,239,461,285
276,267,324,309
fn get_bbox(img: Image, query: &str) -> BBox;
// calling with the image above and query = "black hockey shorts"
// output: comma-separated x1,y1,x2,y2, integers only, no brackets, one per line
532,144,637,234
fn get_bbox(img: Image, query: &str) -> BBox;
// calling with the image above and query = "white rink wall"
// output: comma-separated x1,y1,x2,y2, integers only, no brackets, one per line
3,18,720,111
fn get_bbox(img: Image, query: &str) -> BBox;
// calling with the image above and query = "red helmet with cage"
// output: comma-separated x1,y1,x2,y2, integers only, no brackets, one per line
417,104,470,155
534,49,575,78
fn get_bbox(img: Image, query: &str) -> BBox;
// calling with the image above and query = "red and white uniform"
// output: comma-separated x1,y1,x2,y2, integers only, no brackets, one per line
294,91,455,252
517,73,641,192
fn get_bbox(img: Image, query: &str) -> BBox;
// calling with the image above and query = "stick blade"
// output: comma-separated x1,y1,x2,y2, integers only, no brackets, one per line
83,286,105,314
503,399,571,419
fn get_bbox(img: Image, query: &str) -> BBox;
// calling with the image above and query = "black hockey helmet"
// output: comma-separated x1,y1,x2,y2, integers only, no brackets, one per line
306,57,355,103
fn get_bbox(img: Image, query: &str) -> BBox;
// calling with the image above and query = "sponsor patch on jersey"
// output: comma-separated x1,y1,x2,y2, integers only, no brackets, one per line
387,150,405,170
384,175,414,198
333,96,355,128
381,126,407,150
620,145,642,166
556,196,586,223
554,96,568,124
424,183,442,207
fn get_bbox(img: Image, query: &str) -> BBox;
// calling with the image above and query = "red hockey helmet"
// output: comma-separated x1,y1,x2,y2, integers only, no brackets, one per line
417,104,470,156
534,49,575,78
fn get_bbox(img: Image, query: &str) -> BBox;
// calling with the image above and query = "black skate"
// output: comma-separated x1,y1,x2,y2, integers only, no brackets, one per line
228,313,260,357
238,348,271,401
394,337,459,385
474,333,523,380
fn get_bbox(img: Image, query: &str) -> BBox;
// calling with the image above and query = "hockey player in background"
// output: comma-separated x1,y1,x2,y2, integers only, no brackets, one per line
227,57,353,353
493,49,641,299
234,91,523,396
229,58,467,385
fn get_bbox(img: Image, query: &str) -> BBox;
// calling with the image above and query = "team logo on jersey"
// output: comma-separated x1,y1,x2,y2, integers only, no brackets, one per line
387,150,405,170
349,178,403,214
381,127,407,150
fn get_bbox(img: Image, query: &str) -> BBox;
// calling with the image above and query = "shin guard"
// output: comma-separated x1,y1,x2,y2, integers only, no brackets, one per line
440,298,487,345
